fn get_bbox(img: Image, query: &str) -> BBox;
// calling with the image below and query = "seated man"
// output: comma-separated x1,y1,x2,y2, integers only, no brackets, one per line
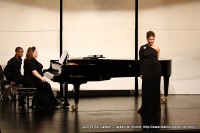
4,47,25,108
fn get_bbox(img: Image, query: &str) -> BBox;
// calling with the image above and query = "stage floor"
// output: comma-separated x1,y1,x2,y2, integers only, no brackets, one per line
0,95,200,133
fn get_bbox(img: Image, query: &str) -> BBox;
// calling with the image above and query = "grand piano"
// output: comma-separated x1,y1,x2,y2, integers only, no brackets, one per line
44,57,171,110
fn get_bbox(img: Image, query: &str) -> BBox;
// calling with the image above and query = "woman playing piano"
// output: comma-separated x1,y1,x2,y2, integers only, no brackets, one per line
137,31,162,115
23,46,60,110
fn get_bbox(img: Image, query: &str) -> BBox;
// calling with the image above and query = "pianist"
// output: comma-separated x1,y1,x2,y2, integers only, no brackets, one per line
23,46,60,110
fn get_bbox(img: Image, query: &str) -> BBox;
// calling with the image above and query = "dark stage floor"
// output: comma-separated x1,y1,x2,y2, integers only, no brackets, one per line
0,94,200,133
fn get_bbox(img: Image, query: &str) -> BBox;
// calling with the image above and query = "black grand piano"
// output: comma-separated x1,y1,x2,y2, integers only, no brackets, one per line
44,57,171,110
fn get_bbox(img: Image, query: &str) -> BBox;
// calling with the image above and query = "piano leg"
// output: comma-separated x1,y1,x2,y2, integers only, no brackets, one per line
60,82,69,107
71,84,80,111
161,76,170,104
63,82,69,107
60,83,64,103
135,76,138,97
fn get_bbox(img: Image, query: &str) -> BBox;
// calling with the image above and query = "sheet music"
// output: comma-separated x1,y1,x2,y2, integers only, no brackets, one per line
58,51,68,64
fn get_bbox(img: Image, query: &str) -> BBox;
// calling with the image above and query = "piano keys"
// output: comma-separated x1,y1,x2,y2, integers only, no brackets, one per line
43,58,171,110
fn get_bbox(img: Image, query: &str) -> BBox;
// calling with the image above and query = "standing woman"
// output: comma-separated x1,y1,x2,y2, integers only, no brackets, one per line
138,31,162,115
24,46,60,109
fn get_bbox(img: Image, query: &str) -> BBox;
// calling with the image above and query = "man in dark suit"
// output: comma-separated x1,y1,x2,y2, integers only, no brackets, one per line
4,47,25,108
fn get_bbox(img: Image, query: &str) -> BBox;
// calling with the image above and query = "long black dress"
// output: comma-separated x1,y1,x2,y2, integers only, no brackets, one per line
138,44,162,114
24,58,59,109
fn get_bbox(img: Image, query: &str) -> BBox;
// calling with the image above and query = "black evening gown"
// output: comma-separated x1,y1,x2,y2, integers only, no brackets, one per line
24,58,59,109
138,44,162,114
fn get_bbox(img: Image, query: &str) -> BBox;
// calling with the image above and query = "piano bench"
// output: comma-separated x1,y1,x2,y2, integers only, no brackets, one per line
11,85,37,108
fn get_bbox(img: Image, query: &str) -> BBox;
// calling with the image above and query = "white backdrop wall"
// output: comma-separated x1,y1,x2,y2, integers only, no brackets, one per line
0,0,60,69
0,0,200,94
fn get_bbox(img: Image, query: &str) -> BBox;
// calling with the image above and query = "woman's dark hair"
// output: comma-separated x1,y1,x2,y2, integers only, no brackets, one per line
146,31,155,39
25,46,36,59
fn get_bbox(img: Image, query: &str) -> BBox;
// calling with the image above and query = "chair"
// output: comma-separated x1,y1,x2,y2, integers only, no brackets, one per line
0,65,14,101
0,65,7,100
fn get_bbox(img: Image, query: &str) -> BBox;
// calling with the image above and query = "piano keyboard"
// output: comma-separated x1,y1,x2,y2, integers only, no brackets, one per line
44,71,60,80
